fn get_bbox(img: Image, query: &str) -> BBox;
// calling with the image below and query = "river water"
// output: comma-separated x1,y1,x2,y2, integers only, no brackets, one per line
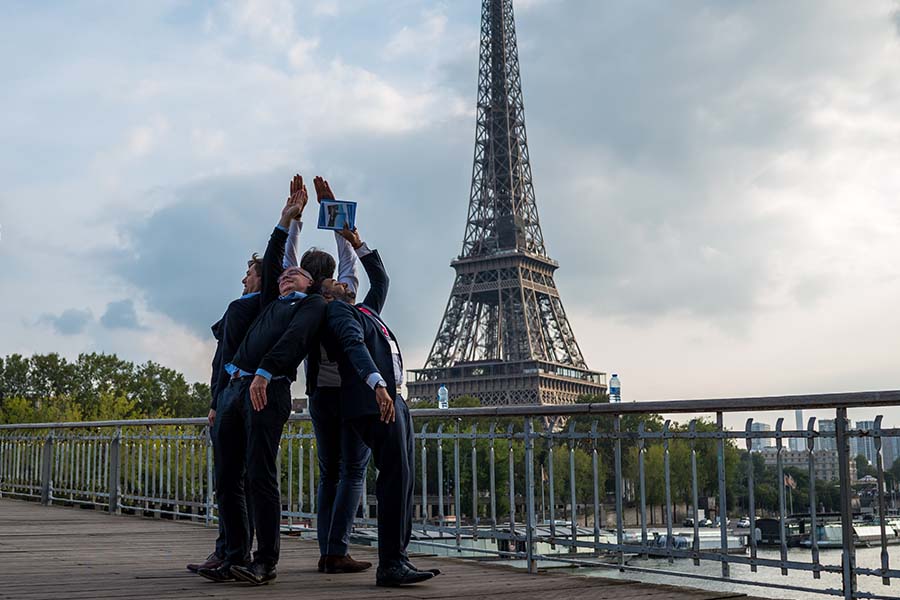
580,545,898,599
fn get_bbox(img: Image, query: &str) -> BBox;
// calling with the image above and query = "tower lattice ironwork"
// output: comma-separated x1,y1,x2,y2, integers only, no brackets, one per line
407,0,605,406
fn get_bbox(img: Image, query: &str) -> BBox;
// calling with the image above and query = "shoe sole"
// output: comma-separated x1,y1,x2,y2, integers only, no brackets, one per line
375,575,433,587
325,566,373,574
196,571,235,583
230,569,275,586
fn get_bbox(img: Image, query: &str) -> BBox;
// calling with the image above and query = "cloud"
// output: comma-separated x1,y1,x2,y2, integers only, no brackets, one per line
100,299,143,330
37,309,92,336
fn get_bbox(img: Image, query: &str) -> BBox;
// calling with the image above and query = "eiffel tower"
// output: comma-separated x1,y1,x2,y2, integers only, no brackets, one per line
407,0,606,406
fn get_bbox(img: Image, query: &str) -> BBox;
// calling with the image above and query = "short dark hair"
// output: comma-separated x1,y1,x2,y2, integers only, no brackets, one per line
247,253,263,277
300,248,336,294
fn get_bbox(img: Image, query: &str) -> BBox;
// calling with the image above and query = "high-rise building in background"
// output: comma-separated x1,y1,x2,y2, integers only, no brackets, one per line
816,419,837,452
790,409,805,451
853,420,877,465
750,422,773,452
407,0,605,406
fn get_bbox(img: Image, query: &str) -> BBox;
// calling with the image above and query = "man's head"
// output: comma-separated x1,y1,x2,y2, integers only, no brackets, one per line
320,278,356,303
298,248,336,295
277,265,313,296
242,253,263,295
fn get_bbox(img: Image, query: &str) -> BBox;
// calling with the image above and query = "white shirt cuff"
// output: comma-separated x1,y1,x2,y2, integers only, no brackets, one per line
366,372,385,389
355,242,373,258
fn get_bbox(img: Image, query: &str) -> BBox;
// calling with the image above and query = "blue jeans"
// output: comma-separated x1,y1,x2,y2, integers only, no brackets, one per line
309,386,370,557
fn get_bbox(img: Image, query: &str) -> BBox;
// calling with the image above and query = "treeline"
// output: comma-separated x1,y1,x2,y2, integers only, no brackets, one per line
0,353,210,423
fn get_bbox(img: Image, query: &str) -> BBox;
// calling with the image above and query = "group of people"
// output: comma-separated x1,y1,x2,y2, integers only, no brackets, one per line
185,175,437,587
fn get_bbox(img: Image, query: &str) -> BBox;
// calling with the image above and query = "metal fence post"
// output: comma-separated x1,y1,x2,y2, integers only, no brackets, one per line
835,407,857,599
523,417,537,573
107,427,121,513
40,431,54,505
205,425,214,527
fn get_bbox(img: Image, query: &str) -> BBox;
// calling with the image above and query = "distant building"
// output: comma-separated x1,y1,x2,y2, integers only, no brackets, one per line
750,422,773,452
760,448,858,483
790,409,805,451
853,420,877,465
815,419,837,452
883,436,900,470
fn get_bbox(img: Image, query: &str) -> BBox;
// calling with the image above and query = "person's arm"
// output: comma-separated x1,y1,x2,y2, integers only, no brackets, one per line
283,219,303,269
248,296,327,410
358,249,389,314
326,300,395,422
334,229,359,294
262,174,308,304
209,319,225,412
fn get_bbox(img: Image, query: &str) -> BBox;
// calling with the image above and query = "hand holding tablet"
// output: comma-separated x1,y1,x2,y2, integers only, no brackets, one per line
313,175,357,231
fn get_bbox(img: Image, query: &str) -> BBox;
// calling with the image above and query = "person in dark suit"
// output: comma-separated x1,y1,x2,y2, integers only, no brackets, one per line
305,177,372,575
199,175,334,586
323,235,439,587
187,176,305,575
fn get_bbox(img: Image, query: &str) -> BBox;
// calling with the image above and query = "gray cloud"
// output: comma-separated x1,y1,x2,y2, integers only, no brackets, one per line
100,299,143,330
37,309,92,336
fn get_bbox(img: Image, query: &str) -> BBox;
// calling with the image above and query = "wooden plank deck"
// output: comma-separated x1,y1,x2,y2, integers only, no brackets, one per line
0,498,756,599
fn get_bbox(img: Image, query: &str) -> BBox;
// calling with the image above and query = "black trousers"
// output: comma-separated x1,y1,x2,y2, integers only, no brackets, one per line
348,396,414,565
213,376,291,566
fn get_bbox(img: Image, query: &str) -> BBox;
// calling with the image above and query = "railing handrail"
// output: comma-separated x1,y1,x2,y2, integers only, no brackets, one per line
1,389,898,430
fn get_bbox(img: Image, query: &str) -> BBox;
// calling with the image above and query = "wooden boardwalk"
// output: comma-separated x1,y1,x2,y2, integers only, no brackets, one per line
0,498,757,600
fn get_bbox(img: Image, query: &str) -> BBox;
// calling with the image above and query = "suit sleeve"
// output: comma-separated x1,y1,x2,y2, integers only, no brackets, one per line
209,316,226,409
261,226,288,307
257,295,327,377
359,250,389,314
326,301,380,384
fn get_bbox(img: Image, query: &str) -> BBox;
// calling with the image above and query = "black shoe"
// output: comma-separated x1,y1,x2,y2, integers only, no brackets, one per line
402,559,441,577
231,561,277,585
376,562,434,587
187,552,224,573
318,555,326,573
197,563,237,582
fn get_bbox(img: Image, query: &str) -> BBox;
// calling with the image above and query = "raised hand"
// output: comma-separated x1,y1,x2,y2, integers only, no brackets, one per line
338,224,363,249
313,176,335,203
280,174,306,226
289,173,308,217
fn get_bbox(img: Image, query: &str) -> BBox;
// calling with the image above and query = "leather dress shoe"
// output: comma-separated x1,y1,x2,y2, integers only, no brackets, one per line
231,561,277,585
324,554,373,573
187,552,223,573
376,561,434,587
197,563,237,582
403,559,441,576
318,555,326,573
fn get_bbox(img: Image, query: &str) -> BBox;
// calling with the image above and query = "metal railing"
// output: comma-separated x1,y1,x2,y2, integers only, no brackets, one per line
2,390,899,600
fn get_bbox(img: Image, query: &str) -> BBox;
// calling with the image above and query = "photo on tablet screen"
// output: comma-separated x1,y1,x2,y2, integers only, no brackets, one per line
317,200,357,231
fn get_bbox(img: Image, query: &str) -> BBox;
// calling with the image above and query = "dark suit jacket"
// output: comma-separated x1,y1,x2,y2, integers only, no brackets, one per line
308,250,384,396
325,249,402,419
209,294,264,409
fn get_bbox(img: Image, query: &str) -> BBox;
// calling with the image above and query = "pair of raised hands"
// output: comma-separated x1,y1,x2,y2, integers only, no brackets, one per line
279,174,361,248
280,174,334,223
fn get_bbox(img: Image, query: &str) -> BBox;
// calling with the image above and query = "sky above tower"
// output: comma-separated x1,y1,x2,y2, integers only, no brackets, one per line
1,0,899,427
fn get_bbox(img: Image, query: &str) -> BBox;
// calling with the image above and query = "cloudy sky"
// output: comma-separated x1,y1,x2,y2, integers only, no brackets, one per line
1,0,899,427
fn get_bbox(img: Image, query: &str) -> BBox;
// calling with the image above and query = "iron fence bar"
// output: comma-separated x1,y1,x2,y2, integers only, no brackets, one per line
806,417,820,579
836,407,857,600
873,416,890,587
691,419,701,567
716,411,729,578
545,423,556,544
420,424,429,526
454,419,462,550
523,417,536,573
437,424,445,528
567,421,577,554
488,423,497,532
470,424,478,536
775,417,788,576
614,414,624,569
663,419,673,564
591,420,600,551
638,421,649,560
